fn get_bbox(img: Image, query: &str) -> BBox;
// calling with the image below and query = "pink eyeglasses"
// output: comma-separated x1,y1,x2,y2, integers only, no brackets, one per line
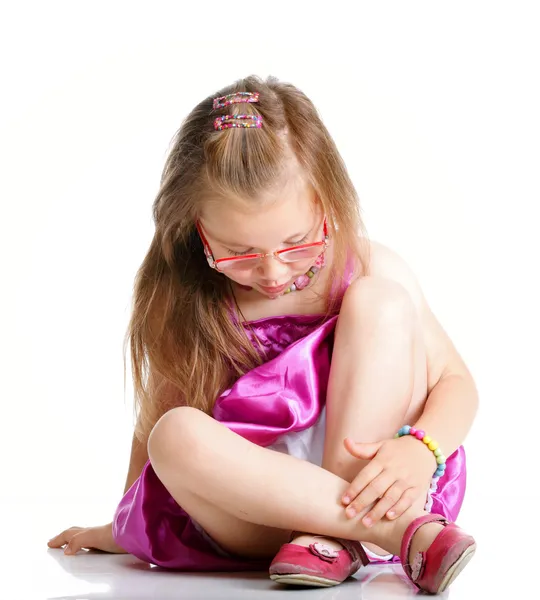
196,218,329,273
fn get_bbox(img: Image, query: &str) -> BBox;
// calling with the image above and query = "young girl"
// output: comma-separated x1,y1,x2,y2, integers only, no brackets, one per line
48,75,478,593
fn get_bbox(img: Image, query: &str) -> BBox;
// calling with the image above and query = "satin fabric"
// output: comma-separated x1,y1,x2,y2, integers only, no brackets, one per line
112,313,467,571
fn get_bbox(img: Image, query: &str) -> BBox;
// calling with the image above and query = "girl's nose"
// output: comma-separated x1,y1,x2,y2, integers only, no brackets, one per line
257,255,289,282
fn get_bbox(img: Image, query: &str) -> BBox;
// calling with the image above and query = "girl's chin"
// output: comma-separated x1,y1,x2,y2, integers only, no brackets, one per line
257,282,289,296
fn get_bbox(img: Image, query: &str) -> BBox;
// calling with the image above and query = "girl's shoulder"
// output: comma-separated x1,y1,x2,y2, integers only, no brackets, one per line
346,239,411,283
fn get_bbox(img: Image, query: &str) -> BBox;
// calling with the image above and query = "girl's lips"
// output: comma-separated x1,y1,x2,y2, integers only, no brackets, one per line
258,282,289,294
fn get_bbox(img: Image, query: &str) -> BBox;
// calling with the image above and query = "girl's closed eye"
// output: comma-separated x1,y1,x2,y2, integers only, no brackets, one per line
289,235,309,246
226,236,310,257
227,248,255,257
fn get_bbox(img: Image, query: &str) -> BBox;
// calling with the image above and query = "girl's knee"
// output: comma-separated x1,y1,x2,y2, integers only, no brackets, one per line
341,275,416,328
147,406,204,462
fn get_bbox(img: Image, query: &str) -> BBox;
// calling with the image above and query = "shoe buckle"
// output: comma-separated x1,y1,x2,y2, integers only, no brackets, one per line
309,542,339,563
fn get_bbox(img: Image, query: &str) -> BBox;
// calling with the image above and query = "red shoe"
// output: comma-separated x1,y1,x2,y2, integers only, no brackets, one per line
269,535,369,587
400,514,476,594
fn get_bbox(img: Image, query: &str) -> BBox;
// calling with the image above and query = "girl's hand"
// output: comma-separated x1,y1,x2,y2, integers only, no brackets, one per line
341,435,436,527
47,523,128,555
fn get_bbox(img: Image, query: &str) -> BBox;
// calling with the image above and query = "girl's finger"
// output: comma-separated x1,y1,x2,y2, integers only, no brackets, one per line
65,531,87,554
47,527,82,548
361,482,407,527
342,462,383,508
343,438,382,460
386,487,420,520
346,471,394,518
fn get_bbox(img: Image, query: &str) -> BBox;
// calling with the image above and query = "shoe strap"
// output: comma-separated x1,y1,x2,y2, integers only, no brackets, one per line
336,537,370,566
400,514,449,576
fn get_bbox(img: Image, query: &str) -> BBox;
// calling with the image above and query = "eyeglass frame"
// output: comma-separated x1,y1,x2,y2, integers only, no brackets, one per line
195,217,329,272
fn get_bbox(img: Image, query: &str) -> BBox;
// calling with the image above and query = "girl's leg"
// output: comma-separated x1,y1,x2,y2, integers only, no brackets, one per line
147,406,442,560
324,275,427,476
314,276,429,554
162,487,292,558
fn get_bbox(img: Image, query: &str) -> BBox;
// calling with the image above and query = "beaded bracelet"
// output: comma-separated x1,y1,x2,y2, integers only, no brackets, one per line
394,425,447,478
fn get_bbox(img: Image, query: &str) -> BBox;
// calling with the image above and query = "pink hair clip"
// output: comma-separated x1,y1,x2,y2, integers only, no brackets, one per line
214,114,262,131
212,91,260,110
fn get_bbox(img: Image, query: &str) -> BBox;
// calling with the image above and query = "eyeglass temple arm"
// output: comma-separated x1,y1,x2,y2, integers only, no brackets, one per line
195,221,215,258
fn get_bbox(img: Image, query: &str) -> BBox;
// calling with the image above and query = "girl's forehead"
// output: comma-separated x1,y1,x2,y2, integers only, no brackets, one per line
200,179,318,229
200,180,320,240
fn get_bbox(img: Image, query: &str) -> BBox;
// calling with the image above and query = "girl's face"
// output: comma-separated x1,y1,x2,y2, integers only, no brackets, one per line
198,177,326,299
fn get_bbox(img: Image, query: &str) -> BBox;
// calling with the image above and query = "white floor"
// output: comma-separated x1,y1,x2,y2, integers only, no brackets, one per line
4,497,524,599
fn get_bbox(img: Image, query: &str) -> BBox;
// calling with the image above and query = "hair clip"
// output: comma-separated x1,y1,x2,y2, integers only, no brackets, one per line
214,114,263,131
213,91,260,110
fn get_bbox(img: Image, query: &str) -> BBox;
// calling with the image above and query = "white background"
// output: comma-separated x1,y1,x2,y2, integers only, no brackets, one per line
1,1,539,598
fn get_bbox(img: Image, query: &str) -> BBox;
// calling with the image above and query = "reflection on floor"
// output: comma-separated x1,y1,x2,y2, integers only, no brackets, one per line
2,500,500,599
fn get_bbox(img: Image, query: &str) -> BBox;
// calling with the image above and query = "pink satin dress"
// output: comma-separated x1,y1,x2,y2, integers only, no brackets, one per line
112,281,466,570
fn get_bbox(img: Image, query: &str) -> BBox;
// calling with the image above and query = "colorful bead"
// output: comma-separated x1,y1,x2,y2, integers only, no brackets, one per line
262,253,325,297
294,274,311,290
395,425,446,479
314,254,326,269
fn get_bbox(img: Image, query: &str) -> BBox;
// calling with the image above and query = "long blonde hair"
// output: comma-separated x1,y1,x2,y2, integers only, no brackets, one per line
125,75,371,443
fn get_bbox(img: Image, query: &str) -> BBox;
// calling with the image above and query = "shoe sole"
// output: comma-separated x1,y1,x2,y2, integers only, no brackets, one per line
270,573,340,587
270,543,477,591
437,543,477,593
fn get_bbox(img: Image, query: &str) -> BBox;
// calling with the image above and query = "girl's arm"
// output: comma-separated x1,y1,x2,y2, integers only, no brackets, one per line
123,371,182,495
412,359,478,457
123,432,150,495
